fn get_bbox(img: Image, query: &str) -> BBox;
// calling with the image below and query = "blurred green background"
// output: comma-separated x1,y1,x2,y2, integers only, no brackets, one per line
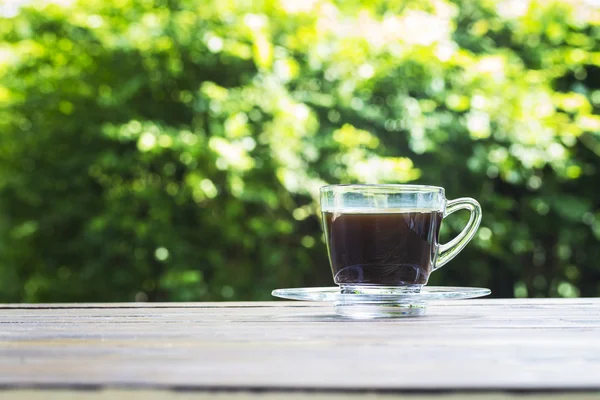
1,0,599,303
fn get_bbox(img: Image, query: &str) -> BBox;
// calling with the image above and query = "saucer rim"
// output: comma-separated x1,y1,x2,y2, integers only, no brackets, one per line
271,286,491,302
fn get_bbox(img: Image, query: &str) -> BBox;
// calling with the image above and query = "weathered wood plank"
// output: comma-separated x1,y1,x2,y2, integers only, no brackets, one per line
2,389,600,400
0,299,599,392
1,297,596,308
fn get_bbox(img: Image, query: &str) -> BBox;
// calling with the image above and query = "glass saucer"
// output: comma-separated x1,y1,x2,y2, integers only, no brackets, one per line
271,286,491,319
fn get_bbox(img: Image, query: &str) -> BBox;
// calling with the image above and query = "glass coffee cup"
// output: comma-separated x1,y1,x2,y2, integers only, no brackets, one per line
320,184,482,294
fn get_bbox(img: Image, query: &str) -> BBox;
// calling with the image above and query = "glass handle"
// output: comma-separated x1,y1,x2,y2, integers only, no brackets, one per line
434,198,482,270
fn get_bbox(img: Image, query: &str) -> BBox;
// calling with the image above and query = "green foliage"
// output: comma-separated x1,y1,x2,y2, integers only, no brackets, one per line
1,0,600,302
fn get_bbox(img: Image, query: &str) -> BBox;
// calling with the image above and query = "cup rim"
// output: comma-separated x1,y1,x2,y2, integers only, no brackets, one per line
320,184,444,193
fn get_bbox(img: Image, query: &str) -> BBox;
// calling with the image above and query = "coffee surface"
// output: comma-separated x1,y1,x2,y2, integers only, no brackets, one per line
322,210,442,286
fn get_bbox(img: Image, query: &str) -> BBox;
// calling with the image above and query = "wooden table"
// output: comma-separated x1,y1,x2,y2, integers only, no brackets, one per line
1,299,600,399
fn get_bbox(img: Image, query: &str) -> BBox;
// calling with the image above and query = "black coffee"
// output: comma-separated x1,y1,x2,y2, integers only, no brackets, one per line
322,210,443,286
